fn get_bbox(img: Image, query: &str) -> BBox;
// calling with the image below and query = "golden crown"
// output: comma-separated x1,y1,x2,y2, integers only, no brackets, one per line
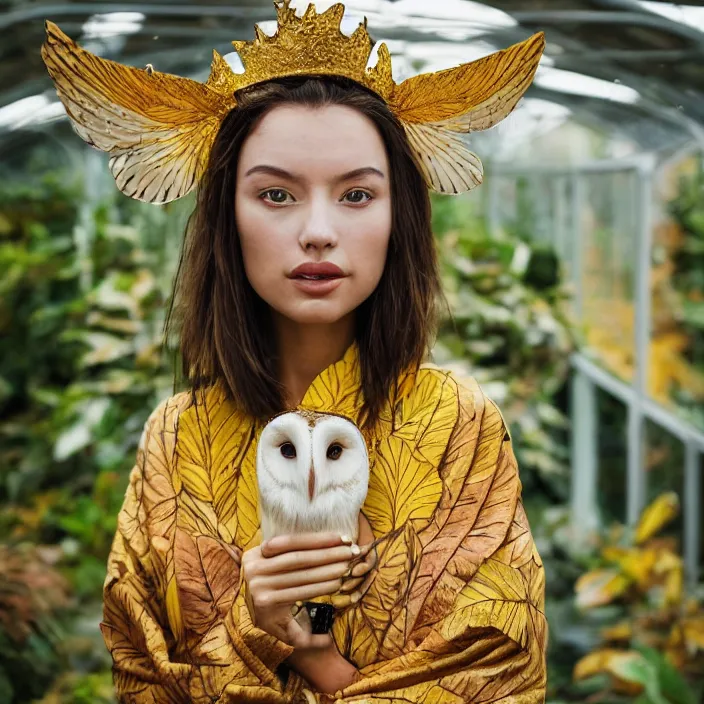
211,1,393,99
41,1,544,203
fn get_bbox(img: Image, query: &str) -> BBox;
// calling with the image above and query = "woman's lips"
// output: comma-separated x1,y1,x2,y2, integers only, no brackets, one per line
289,262,346,296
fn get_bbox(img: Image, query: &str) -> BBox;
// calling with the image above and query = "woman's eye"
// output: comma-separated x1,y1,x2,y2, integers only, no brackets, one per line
343,190,371,204
261,189,292,204
280,442,297,459
326,443,343,460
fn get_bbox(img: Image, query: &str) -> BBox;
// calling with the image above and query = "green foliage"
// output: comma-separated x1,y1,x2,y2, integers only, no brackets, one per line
668,156,704,428
570,494,704,704
0,163,185,702
431,193,575,502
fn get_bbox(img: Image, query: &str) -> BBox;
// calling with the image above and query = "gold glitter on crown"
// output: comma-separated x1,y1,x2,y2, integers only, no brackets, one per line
206,0,394,100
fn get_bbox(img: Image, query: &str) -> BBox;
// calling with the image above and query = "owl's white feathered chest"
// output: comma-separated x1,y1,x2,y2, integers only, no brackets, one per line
255,411,369,542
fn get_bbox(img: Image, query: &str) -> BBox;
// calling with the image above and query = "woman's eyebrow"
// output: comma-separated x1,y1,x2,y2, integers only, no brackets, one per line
243,165,386,181
244,164,297,179
336,166,386,182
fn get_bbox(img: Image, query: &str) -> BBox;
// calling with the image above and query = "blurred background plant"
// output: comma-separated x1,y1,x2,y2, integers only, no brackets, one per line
0,544,71,702
0,163,187,702
667,161,704,429
570,492,704,704
432,193,575,508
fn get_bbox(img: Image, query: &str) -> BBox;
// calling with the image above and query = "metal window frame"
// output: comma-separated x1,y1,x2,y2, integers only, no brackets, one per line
488,153,703,586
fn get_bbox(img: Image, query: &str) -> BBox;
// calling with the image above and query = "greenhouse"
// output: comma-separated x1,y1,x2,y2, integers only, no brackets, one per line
0,0,703,702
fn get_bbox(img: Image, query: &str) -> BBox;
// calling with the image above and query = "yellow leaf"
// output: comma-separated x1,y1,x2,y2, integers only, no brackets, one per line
234,449,259,548
165,575,184,641
573,649,646,695
365,435,443,533
336,522,421,667
575,568,631,609
662,560,684,607
573,648,637,681
176,385,256,530
364,370,453,533
444,555,530,648
602,546,657,588
682,617,704,654
299,343,364,420
601,621,632,642
634,492,679,545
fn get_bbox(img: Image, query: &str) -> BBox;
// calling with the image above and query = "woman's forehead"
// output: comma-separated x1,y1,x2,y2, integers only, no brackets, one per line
238,103,388,177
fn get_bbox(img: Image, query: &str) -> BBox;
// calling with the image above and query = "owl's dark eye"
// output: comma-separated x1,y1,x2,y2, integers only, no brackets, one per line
280,442,297,459
326,443,343,460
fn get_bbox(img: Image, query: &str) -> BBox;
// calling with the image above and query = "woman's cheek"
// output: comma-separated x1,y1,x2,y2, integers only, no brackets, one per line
355,213,391,289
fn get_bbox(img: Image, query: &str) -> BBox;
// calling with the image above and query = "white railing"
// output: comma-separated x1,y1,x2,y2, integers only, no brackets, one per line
488,153,703,587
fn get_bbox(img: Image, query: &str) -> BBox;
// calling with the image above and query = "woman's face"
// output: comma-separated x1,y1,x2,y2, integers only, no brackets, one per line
235,103,392,326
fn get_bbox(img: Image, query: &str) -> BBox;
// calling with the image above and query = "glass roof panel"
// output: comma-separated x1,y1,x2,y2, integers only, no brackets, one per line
1,0,702,161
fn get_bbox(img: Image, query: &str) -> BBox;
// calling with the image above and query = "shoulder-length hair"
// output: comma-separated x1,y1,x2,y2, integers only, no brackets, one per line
166,76,440,428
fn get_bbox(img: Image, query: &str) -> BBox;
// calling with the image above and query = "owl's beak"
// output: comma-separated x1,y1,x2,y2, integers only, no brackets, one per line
308,465,315,501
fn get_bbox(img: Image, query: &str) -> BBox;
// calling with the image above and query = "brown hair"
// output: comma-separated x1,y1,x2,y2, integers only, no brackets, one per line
166,76,439,427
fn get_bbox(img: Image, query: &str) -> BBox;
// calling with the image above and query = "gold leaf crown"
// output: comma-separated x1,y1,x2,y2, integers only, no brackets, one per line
41,1,544,203
213,1,392,100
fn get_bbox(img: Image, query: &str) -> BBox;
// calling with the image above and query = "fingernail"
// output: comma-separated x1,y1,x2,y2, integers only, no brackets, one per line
350,543,361,556
340,534,352,545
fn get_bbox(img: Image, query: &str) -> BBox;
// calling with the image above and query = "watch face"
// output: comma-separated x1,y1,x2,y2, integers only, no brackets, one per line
305,602,336,634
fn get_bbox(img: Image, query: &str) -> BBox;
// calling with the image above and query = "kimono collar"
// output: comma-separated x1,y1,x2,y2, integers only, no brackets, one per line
296,342,418,430
297,342,365,423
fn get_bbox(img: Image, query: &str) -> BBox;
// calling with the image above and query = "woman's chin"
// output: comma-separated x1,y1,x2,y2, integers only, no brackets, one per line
276,299,355,326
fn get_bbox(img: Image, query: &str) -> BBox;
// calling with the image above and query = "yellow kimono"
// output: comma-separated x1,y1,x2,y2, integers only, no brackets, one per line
101,345,547,703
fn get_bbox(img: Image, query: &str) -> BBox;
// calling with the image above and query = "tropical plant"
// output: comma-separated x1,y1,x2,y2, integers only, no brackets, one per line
572,493,704,703
431,193,575,506
0,163,185,702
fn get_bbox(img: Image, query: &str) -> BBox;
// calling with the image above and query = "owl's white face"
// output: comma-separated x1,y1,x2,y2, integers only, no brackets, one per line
256,412,369,541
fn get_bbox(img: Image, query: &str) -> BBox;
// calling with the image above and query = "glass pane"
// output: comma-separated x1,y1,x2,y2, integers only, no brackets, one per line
581,170,639,384
644,419,685,548
651,152,704,432
493,173,555,244
596,388,628,525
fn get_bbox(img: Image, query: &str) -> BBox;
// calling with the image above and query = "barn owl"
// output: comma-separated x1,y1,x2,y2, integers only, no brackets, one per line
256,411,369,542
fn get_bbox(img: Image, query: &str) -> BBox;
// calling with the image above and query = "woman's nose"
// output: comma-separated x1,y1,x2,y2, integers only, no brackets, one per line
298,201,338,251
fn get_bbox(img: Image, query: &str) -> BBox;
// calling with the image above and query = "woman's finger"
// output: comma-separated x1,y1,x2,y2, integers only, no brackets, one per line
338,575,365,593
254,545,358,575
261,532,351,558
351,553,376,577
347,543,377,573
331,590,363,609
271,578,344,605
253,561,350,590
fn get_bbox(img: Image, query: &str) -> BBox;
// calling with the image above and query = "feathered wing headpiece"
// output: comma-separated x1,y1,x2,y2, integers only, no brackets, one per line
41,0,544,203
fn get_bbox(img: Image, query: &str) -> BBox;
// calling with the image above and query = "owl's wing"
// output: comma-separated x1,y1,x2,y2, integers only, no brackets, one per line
390,32,545,193
42,22,235,203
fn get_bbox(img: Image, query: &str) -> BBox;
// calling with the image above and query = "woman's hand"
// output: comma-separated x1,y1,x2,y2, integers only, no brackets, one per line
333,512,377,607
242,531,357,649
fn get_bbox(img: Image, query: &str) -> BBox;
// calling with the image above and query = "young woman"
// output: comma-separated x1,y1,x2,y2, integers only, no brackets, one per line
42,4,547,702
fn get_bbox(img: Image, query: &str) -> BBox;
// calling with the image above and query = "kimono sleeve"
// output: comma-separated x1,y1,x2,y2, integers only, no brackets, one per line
99,396,295,704
332,388,548,704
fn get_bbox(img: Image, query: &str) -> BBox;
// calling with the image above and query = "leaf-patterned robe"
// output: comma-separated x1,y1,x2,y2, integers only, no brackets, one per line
101,344,547,703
